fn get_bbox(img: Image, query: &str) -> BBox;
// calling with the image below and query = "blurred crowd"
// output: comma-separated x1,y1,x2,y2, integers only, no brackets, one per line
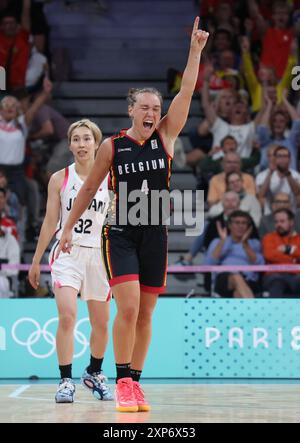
0,0,73,297
1,0,300,299
173,0,300,298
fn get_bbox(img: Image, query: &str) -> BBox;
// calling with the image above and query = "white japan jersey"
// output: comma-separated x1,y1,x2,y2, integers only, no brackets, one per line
56,163,109,247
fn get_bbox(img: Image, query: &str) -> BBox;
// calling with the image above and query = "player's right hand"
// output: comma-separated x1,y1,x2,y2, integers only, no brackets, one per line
28,263,40,290
56,228,73,258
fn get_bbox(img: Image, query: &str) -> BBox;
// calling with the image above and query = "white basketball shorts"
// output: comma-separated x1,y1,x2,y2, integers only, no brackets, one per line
49,242,111,302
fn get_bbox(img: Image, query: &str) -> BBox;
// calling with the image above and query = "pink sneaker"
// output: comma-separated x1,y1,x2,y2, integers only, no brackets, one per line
133,381,151,412
115,378,138,412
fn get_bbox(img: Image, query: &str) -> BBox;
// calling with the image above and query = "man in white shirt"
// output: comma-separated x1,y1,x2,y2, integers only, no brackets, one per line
256,146,300,215
201,72,258,159
210,106,256,158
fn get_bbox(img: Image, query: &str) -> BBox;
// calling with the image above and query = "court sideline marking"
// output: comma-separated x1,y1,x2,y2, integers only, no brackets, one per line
9,385,30,398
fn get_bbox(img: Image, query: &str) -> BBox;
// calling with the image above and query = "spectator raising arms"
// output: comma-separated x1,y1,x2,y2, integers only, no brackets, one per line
201,67,259,159
256,91,300,171
0,77,52,205
240,35,297,113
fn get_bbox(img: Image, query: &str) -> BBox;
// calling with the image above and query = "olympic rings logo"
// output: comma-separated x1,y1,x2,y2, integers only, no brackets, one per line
11,317,90,359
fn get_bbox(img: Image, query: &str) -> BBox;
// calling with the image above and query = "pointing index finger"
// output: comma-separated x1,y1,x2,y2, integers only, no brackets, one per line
193,16,200,34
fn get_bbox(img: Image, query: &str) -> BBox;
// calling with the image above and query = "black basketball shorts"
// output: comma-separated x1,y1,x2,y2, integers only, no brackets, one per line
102,225,168,294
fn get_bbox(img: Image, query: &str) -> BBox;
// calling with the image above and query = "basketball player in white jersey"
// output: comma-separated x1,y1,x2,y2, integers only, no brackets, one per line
28,119,113,403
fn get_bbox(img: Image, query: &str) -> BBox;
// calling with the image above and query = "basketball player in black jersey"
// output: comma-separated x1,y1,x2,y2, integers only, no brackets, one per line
57,17,209,412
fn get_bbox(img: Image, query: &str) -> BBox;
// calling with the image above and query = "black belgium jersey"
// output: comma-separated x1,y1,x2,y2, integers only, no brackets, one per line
107,129,172,227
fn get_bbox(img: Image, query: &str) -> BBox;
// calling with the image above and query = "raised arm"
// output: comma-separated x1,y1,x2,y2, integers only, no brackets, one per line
247,0,268,38
240,36,259,94
158,17,209,152
278,41,298,101
281,90,300,121
201,64,217,126
56,139,113,256
24,78,53,126
259,91,273,127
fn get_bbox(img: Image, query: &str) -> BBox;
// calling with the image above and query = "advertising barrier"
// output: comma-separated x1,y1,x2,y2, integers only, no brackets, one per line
0,298,300,379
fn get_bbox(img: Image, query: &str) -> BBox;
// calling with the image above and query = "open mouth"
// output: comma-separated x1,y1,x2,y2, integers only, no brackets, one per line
143,121,154,130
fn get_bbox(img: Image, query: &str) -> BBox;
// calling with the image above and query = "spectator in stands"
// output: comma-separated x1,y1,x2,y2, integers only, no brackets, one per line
260,1,293,79
28,102,71,178
201,70,258,158
26,35,49,92
0,220,20,298
186,88,238,168
6,0,50,54
246,0,273,41
168,47,243,95
0,167,20,222
27,0,49,54
188,134,260,199
174,191,241,287
200,0,235,22
0,1,31,91
208,27,235,58
256,146,300,215
259,192,300,237
0,77,52,206
240,35,297,113
210,1,234,28
176,191,261,288
176,191,241,267
0,187,18,239
207,152,256,207
256,91,300,171
263,208,300,298
202,1,240,39
209,171,262,226
203,50,244,93
201,134,260,171
204,210,264,298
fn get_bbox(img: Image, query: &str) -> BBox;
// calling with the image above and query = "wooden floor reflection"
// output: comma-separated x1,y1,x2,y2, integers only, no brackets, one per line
1,383,300,423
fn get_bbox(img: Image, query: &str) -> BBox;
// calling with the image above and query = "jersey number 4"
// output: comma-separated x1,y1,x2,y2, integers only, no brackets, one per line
141,179,149,195
74,219,92,234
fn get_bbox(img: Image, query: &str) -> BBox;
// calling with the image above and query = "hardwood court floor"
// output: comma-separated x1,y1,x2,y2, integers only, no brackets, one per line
1,382,300,423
